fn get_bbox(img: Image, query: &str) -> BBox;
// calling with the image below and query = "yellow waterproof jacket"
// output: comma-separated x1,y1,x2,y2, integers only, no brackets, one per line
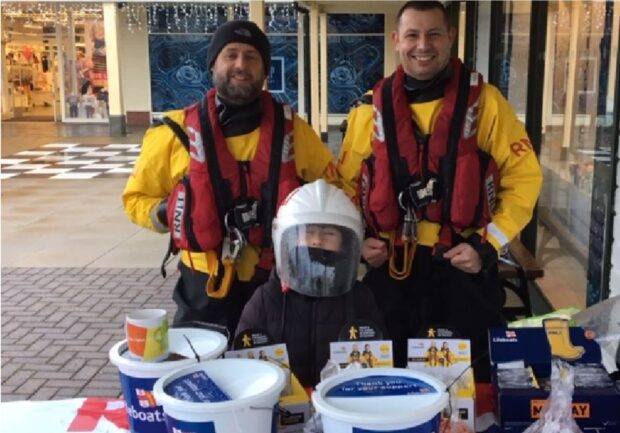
337,83,542,252
123,109,338,280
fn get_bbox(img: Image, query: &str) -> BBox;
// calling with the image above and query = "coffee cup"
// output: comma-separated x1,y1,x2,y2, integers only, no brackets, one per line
125,309,169,362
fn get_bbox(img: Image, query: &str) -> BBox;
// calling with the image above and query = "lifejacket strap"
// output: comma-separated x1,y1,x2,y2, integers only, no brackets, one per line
160,237,179,278
260,101,286,249
205,258,235,299
161,116,190,152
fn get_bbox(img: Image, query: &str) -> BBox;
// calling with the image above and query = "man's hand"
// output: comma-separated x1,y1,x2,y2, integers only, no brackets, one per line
443,243,482,273
362,237,388,268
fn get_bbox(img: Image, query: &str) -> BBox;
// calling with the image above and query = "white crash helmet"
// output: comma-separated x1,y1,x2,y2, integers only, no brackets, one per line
272,179,363,297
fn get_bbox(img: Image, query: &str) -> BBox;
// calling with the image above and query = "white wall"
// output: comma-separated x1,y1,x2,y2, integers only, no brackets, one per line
118,7,151,114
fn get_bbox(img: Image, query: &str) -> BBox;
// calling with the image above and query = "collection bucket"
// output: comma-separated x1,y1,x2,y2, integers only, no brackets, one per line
153,358,286,433
312,367,448,433
109,327,228,433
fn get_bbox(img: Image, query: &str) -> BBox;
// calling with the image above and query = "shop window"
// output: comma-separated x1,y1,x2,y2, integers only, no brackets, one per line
266,3,298,110
492,1,619,307
327,14,384,114
148,2,299,113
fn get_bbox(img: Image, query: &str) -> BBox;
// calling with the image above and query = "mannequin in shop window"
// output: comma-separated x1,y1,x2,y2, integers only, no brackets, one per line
97,87,109,118
82,86,97,119
76,51,92,95
89,20,107,89
66,93,80,118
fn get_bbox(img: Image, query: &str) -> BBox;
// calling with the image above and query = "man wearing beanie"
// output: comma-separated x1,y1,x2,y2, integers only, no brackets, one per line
123,20,338,336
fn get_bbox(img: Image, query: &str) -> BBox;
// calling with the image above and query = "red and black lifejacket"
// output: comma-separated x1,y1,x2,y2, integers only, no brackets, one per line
358,58,499,246
163,89,299,271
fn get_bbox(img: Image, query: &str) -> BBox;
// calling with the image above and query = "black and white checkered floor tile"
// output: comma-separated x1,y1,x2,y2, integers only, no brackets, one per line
0,143,140,180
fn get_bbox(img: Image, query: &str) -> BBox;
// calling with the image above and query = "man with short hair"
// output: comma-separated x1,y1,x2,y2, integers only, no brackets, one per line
123,20,338,336
337,1,542,380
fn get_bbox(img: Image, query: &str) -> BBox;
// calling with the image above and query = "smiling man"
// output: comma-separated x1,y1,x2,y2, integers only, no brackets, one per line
337,1,542,381
123,20,338,337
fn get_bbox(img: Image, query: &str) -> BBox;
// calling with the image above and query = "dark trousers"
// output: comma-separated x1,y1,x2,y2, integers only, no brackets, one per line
172,262,270,339
363,245,505,382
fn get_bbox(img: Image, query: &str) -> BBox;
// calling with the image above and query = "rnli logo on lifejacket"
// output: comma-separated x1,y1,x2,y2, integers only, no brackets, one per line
281,105,294,163
173,190,185,240
282,130,294,163
463,97,479,139
372,106,385,143
360,170,370,215
187,126,205,163
485,174,496,211
470,71,480,87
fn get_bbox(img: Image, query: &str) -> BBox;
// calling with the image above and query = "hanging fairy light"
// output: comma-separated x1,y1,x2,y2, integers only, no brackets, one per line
1,2,300,35
267,2,276,30
123,3,145,34
266,1,298,32
233,2,249,21
1,2,106,26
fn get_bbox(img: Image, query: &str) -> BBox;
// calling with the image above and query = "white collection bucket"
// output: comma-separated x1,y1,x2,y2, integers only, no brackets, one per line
153,358,286,433
312,368,448,433
109,327,228,433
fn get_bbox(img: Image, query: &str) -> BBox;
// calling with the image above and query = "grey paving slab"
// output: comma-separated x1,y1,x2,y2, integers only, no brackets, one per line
1,267,177,401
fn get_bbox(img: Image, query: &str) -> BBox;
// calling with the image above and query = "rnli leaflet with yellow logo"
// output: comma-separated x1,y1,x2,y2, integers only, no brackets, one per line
489,326,620,433
224,343,289,367
330,340,393,369
406,338,475,431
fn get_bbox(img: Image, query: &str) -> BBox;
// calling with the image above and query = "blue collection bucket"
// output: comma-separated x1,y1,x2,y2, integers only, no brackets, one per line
109,327,228,433
153,358,286,433
312,368,448,433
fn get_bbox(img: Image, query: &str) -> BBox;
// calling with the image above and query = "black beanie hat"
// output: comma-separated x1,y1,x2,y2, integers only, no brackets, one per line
207,20,271,75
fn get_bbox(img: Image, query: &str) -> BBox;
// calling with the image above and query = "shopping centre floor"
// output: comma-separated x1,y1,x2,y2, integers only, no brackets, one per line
0,120,577,402
1,121,178,401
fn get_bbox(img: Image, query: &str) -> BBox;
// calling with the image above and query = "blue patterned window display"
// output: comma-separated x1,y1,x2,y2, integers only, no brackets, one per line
327,14,384,34
265,3,298,109
149,35,212,112
327,14,384,114
328,35,384,114
268,36,298,111
148,3,298,112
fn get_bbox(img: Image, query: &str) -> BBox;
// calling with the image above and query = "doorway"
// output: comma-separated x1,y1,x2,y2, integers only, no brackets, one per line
3,20,59,121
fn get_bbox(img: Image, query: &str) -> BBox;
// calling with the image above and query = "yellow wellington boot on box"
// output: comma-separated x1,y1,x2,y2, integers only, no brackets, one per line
543,318,585,360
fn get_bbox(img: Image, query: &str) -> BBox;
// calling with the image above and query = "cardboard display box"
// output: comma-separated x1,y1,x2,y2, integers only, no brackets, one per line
489,323,620,433
407,338,475,431
278,373,311,433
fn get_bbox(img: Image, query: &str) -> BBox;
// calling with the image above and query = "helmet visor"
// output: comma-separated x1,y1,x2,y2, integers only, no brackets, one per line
278,224,360,297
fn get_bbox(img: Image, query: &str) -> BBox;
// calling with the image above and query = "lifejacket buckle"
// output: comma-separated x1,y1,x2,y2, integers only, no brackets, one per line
401,206,417,243
227,199,260,231
222,226,245,262
400,178,439,210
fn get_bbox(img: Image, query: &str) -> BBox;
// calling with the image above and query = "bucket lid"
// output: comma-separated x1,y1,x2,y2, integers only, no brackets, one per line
153,358,286,413
312,368,448,427
109,328,228,377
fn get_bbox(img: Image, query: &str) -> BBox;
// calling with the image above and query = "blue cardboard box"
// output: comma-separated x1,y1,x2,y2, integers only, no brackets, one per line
489,325,620,433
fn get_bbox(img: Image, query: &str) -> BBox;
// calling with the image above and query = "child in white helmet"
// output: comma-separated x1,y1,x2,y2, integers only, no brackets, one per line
235,179,385,388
